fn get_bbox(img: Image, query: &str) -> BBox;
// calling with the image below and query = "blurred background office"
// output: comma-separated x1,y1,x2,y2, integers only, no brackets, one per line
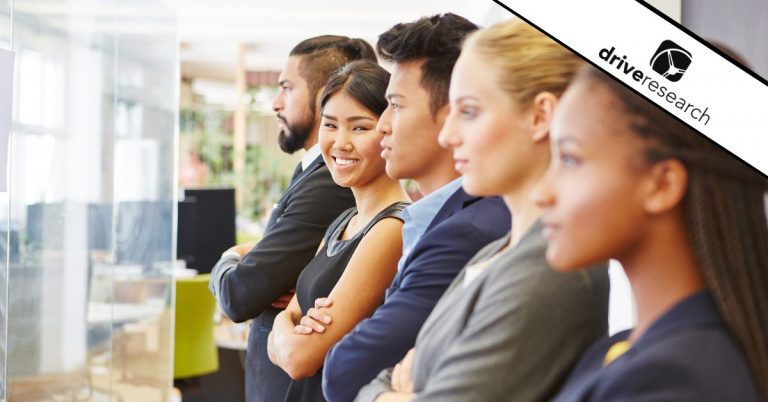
0,0,763,401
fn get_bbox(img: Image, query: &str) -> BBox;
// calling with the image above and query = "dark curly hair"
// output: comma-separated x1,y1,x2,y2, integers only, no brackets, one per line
290,35,377,111
377,13,478,117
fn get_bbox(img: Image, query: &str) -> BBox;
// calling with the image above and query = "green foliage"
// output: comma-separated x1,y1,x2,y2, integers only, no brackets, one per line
179,107,291,221
242,144,291,221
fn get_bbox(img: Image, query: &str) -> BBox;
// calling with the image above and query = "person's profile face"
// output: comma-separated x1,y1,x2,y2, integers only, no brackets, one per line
533,80,654,271
272,56,316,153
377,60,449,181
319,92,387,188
439,49,540,198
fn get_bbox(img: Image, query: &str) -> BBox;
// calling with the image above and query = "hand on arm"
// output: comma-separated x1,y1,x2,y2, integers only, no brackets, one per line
267,218,404,380
372,349,416,402
272,288,296,309
268,295,302,368
391,349,415,393
294,297,334,334
224,240,258,257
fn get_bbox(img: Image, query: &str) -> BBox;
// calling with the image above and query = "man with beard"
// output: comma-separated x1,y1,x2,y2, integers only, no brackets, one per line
209,35,373,402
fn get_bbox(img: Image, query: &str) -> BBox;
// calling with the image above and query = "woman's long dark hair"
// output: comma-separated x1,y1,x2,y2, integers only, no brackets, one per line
578,66,768,400
319,60,390,117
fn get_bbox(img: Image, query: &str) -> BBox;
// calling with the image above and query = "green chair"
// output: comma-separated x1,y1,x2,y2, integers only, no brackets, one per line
174,273,219,379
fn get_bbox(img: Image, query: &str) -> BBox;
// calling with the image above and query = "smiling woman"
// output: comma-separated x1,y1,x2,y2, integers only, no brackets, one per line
267,60,411,402
318,60,391,190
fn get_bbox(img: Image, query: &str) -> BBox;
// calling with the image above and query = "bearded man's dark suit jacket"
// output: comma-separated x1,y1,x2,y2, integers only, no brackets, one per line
210,155,355,402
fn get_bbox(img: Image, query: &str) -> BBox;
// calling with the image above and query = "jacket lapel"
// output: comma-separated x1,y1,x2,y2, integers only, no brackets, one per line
424,187,480,233
265,155,326,231
278,155,325,203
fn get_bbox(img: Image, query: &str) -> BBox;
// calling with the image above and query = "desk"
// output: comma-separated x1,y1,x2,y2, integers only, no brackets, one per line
87,302,165,326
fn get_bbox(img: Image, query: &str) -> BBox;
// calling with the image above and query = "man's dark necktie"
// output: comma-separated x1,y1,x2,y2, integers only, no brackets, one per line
290,162,303,183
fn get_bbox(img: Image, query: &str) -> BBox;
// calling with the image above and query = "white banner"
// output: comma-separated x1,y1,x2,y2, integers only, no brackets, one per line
494,0,768,177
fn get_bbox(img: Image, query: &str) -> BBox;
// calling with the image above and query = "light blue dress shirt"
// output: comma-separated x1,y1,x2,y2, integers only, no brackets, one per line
397,177,463,271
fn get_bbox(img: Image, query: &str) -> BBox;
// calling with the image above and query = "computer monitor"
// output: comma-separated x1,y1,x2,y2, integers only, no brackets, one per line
114,200,174,270
177,188,236,274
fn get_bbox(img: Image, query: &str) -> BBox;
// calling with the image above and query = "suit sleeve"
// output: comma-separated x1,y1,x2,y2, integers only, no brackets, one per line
210,167,354,322
412,258,605,402
322,222,499,402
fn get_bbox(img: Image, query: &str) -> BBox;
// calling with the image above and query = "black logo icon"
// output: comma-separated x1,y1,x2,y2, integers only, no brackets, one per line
650,40,692,82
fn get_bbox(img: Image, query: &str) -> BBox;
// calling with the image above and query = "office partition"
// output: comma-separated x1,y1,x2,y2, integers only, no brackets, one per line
0,0,178,400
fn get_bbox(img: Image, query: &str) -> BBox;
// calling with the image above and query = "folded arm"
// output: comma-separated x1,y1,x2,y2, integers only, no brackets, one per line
323,223,496,402
412,266,600,401
209,171,353,322
269,218,404,379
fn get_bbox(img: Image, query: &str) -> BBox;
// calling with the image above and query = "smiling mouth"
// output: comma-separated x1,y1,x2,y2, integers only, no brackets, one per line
334,157,360,166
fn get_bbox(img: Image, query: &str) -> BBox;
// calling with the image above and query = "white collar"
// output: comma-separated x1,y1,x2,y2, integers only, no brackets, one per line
301,143,322,171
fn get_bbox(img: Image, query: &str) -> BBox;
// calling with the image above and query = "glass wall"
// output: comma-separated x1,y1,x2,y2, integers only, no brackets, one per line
1,1,13,399
2,0,177,400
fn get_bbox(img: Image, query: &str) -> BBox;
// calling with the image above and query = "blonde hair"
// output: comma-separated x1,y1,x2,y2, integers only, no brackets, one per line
464,19,584,105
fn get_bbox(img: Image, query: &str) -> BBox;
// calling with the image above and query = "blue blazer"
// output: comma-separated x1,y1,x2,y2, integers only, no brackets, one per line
551,291,760,402
322,188,510,402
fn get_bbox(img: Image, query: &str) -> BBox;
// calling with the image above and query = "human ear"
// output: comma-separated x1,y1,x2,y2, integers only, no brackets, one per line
643,159,688,215
433,102,450,126
531,92,558,143
314,86,326,113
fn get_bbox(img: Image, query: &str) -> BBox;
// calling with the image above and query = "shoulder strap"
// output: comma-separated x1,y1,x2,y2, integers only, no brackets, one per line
324,207,358,240
358,201,410,238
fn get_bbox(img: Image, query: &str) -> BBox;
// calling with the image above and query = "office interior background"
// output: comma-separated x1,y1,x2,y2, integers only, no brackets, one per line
0,0,764,400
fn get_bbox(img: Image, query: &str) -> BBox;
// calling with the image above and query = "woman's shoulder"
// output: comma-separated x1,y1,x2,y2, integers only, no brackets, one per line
374,200,411,221
486,221,607,291
591,325,760,401
636,323,756,377
557,324,760,402
342,203,409,269
358,200,410,236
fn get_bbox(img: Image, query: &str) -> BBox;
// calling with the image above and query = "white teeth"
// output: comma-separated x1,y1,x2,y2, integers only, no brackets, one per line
335,158,359,166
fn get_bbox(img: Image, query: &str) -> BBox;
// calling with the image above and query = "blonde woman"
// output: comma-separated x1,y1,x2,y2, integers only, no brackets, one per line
357,20,609,402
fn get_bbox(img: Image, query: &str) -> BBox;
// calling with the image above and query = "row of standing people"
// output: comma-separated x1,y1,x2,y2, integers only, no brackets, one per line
209,13,767,402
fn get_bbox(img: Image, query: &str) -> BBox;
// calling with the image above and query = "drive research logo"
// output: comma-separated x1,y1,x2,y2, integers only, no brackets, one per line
650,40,692,82
598,45,711,126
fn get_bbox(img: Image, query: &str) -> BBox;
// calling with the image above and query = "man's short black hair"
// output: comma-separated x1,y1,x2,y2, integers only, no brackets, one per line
377,13,479,116
289,35,377,111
